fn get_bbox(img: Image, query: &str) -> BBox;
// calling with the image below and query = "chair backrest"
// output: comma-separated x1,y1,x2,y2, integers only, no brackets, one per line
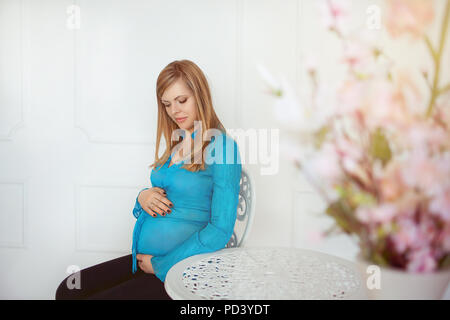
226,167,255,248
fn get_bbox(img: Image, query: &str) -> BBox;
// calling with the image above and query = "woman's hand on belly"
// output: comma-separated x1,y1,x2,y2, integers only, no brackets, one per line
136,254,155,274
138,187,173,218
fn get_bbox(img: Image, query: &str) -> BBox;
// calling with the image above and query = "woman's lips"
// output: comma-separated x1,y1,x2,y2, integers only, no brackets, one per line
176,117,188,123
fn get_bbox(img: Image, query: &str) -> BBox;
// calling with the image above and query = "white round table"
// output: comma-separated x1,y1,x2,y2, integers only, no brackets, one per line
164,247,368,300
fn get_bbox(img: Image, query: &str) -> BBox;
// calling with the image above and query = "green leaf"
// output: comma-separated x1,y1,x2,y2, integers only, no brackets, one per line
326,201,354,234
438,83,450,95
334,184,376,208
373,47,382,59
376,225,386,238
322,224,342,237
314,126,330,149
371,252,389,267
387,72,393,82
438,254,450,270
370,128,392,165
350,191,377,207
334,185,347,198
355,72,369,80
273,88,283,97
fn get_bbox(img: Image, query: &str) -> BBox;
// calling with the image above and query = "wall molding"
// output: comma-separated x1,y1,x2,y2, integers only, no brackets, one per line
71,0,156,146
74,183,140,254
234,0,244,129
0,0,25,141
0,181,27,249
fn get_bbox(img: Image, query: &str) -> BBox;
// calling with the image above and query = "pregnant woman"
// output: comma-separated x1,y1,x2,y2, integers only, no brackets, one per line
55,59,242,299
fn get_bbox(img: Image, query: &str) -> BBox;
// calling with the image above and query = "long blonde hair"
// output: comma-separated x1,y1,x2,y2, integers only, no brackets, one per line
150,59,226,172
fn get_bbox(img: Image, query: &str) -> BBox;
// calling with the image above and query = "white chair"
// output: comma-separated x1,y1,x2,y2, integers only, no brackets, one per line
226,167,255,248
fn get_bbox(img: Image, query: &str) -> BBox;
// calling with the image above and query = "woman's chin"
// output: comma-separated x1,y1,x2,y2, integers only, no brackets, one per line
178,125,194,133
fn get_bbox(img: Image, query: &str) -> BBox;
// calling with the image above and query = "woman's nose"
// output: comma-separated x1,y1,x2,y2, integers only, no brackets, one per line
171,103,181,114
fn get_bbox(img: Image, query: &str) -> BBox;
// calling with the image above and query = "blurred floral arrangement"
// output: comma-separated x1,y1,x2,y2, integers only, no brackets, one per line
259,0,450,273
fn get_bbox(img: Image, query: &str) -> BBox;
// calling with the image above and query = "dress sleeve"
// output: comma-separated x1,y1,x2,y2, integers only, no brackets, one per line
132,187,150,219
151,135,242,282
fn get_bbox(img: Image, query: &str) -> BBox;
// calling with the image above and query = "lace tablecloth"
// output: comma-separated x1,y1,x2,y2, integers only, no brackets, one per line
164,247,367,300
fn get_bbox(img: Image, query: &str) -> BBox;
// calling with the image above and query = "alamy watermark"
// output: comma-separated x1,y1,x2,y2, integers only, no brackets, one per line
66,4,81,30
66,265,81,290
171,121,279,176
366,5,382,30
366,265,381,290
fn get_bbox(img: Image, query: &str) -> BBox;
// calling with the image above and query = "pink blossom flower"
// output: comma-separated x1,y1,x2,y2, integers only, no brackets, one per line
391,218,419,253
341,41,377,74
396,69,423,114
440,225,450,251
306,230,325,245
364,79,410,130
335,135,363,161
265,0,450,273
306,143,342,181
336,78,410,130
406,247,437,273
405,122,448,152
429,188,450,222
356,203,398,224
378,161,405,201
333,134,365,177
336,78,366,114
386,0,434,39
377,210,443,272
435,98,450,128
435,105,450,130
400,152,450,195
317,0,350,35
302,142,343,191
302,53,318,75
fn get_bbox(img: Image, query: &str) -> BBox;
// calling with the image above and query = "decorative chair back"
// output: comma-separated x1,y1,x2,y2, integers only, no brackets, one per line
226,167,255,248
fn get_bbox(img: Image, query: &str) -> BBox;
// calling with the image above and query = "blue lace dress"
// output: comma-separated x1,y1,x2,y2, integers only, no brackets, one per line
131,129,242,282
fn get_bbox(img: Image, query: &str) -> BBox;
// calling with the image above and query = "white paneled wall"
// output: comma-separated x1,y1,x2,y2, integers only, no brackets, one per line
1,0,449,299
0,0,246,299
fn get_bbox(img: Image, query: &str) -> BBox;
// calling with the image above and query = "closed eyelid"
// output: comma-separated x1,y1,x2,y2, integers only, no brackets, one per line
162,96,188,106
161,95,188,103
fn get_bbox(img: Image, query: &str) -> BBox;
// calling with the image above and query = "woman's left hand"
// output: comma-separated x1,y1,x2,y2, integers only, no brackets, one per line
136,254,155,274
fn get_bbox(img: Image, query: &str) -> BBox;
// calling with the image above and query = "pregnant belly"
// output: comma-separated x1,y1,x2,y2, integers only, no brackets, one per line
137,216,206,256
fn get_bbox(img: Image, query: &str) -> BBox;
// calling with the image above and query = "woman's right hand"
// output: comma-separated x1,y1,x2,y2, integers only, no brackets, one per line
138,187,173,218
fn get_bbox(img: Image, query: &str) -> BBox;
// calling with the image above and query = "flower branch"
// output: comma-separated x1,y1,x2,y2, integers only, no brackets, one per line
260,0,450,273
425,0,450,117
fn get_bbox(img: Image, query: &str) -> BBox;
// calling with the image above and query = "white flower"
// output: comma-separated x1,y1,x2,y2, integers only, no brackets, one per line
258,63,332,133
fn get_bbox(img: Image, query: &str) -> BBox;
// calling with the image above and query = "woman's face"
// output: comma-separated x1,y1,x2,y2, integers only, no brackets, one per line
161,78,198,133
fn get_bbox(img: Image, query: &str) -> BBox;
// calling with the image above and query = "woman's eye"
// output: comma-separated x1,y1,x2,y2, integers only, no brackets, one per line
162,98,186,107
